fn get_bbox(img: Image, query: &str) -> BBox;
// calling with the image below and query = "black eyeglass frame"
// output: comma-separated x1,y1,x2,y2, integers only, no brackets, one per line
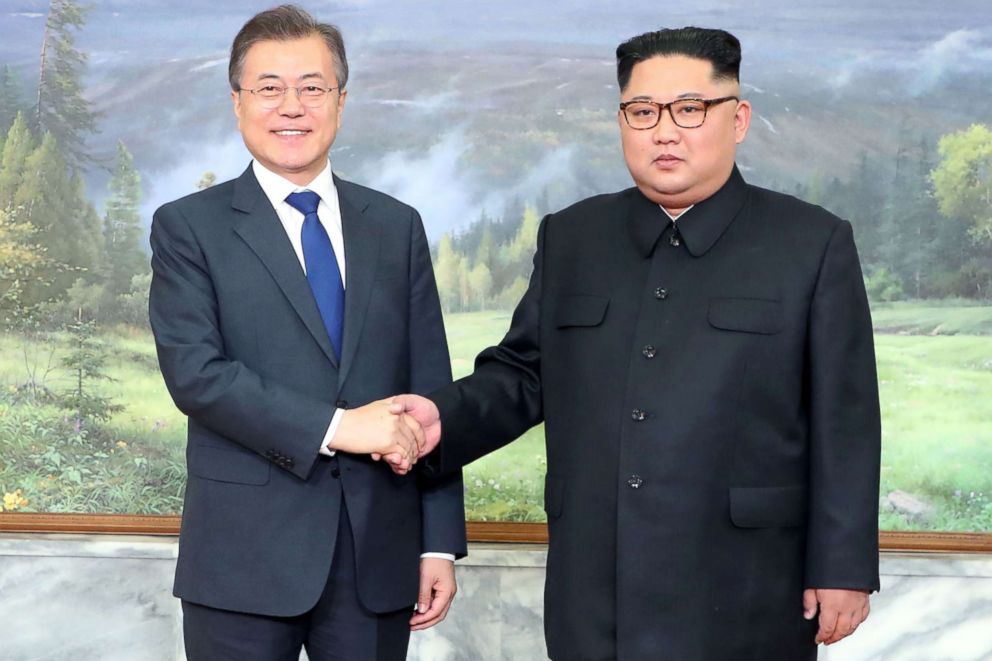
618,95,740,129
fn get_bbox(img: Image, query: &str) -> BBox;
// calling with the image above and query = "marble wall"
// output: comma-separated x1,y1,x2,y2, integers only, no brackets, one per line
1,534,989,660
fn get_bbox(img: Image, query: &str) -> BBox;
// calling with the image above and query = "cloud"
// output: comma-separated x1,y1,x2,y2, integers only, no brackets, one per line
361,129,577,241
361,129,479,239
139,134,250,234
912,28,992,94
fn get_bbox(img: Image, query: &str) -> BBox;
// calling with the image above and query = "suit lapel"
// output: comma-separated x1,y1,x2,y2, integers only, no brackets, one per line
336,178,380,388
230,167,339,367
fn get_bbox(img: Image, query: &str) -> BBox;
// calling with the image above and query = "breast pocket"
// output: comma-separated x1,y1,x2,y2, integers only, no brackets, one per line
708,297,783,335
554,294,609,329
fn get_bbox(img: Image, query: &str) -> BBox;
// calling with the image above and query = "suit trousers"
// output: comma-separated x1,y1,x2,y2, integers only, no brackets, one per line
182,482,412,661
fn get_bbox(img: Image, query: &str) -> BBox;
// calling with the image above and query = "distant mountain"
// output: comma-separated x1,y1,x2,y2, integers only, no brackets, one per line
1,1,990,237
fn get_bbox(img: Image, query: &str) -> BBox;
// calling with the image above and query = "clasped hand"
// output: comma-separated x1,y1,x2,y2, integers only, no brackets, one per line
331,395,441,474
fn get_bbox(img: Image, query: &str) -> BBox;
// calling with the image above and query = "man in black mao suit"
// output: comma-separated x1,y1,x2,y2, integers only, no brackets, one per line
149,6,465,660
397,28,880,660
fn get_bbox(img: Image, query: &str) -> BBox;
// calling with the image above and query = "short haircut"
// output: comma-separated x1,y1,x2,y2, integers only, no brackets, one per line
616,27,741,92
229,4,348,91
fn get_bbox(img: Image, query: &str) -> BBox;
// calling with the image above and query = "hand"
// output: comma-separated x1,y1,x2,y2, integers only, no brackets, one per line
409,557,456,631
390,394,441,458
330,398,425,474
803,588,870,645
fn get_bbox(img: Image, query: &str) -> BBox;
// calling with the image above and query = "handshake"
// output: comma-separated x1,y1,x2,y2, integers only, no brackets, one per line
331,394,441,474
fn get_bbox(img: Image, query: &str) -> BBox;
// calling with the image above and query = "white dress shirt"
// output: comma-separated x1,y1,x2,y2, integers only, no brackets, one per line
253,159,346,456
252,159,453,562
660,204,693,222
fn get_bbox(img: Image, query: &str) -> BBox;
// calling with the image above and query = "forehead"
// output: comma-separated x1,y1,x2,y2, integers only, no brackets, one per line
241,35,335,80
625,55,722,96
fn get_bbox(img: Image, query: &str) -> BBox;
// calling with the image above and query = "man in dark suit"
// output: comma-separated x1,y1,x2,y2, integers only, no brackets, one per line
148,6,466,660
396,27,880,660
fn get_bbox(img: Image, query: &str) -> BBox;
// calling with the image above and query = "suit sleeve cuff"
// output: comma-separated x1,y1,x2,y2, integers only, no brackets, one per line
420,553,456,561
319,408,343,456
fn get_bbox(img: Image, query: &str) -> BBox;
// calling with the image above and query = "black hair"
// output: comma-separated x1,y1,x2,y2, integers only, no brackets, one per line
616,27,741,91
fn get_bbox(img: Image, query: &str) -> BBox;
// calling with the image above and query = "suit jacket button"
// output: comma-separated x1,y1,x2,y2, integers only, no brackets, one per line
653,287,669,300
642,345,656,359
331,466,341,478
627,475,643,489
631,409,646,421
285,458,294,468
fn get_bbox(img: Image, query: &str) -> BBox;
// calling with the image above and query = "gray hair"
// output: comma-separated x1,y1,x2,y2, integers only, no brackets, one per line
229,4,348,91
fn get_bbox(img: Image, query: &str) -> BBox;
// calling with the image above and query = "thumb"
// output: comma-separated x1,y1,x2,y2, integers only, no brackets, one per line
802,588,818,620
389,395,409,414
417,569,434,614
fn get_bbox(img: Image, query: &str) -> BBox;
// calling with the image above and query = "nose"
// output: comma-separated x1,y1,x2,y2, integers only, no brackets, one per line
277,88,306,116
651,107,680,144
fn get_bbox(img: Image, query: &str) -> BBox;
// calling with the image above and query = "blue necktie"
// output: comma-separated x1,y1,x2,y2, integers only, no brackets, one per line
286,191,344,360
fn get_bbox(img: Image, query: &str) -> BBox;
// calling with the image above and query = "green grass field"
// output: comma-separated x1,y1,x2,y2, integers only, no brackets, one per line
1,302,990,531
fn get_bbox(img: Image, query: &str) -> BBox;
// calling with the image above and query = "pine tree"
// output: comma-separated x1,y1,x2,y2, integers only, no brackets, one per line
0,113,36,212
504,204,540,282
14,132,99,298
0,65,25,137
843,152,886,270
34,0,97,170
102,140,145,298
59,309,123,422
434,233,462,312
468,262,493,310
0,207,48,327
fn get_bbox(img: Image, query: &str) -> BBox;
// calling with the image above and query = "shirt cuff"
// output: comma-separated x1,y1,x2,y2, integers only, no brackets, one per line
319,409,344,456
420,552,456,561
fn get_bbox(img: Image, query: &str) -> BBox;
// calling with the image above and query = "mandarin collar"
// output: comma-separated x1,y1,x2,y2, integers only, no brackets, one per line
627,165,748,258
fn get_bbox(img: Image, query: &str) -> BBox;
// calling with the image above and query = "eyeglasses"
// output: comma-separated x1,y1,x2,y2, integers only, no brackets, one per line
619,96,739,129
238,84,340,109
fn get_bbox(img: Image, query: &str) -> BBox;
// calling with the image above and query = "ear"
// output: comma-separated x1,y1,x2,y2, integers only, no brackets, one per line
231,89,243,131
335,89,347,130
734,99,751,144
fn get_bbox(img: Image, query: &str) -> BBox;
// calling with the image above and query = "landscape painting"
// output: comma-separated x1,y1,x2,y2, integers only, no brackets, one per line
0,0,990,533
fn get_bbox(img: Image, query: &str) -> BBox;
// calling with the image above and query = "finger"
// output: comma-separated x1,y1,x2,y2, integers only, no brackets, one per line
390,394,410,412
382,453,409,474
371,453,382,461
417,570,433,615
410,590,448,630
827,612,853,644
862,599,870,622
392,414,417,454
816,606,839,645
802,588,818,620
402,413,426,452
386,455,412,474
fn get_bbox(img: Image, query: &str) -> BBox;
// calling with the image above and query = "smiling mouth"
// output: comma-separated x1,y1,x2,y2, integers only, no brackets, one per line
273,130,309,136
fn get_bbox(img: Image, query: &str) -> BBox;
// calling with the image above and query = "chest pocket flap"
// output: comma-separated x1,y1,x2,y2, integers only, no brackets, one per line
555,295,609,328
708,297,784,335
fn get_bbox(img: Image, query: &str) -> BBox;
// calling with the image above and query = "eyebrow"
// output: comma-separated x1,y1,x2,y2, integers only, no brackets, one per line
627,92,706,102
255,72,326,81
